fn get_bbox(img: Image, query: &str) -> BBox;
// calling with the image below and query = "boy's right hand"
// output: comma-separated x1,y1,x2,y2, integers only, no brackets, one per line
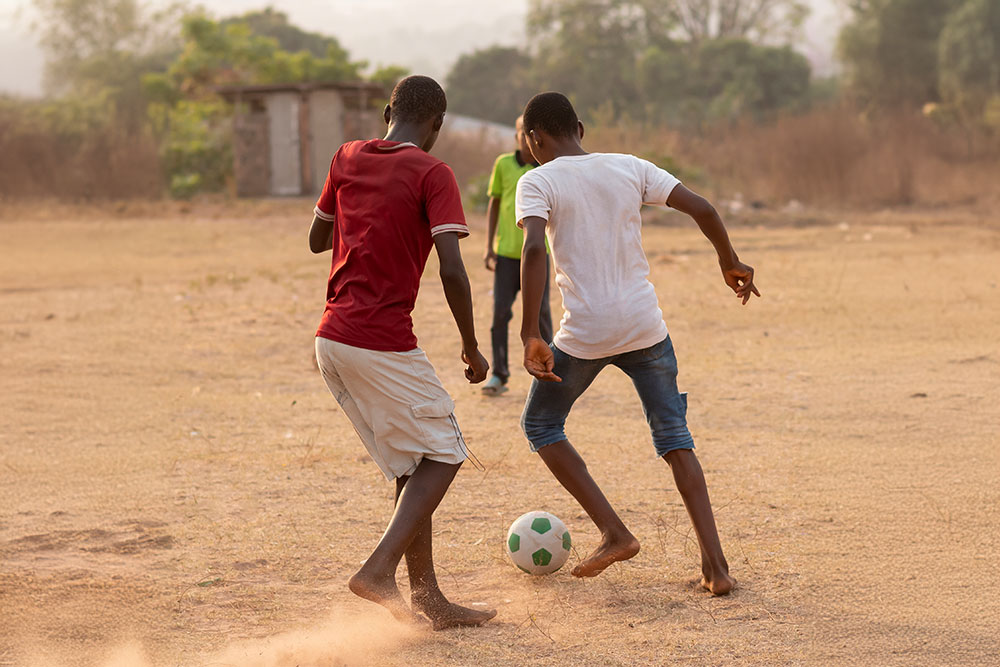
484,248,497,271
523,337,561,382
720,260,760,305
462,347,490,383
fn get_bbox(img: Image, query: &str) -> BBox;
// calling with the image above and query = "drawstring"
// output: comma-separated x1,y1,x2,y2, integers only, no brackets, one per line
450,414,486,472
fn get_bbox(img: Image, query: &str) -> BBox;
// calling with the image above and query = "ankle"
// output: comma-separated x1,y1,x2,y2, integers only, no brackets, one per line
601,526,635,543
702,557,730,577
411,586,447,605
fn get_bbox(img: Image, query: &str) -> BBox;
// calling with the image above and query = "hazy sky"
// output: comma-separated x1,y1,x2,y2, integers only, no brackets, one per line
0,0,844,97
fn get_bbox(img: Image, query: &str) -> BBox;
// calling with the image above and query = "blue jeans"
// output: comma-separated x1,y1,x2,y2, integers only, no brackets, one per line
520,336,695,457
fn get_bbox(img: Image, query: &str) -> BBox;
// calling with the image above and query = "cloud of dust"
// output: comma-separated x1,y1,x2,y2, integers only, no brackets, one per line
205,609,419,667
20,640,154,667
18,610,418,667
100,641,155,667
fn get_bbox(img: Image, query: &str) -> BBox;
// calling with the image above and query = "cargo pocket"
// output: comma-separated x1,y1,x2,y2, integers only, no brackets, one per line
410,397,456,419
410,397,481,469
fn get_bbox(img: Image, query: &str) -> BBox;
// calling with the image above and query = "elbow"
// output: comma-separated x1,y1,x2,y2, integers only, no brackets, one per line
308,240,324,254
521,239,546,261
692,198,719,222
438,263,467,286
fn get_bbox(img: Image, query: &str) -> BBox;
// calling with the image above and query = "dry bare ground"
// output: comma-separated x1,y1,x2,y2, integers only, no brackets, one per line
1,203,998,666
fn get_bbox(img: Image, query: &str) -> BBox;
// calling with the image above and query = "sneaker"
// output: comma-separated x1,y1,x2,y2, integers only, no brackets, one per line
481,375,508,396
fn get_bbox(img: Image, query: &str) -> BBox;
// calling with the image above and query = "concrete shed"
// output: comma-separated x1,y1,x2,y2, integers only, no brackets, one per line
218,81,384,197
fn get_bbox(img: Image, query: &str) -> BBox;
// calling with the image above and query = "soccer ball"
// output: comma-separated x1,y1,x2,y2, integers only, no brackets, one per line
505,511,571,575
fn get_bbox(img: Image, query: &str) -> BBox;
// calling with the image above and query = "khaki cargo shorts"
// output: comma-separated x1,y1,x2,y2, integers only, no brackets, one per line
315,337,468,480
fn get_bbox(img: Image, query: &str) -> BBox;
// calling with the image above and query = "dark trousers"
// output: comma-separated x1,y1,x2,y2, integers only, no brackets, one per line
491,255,553,382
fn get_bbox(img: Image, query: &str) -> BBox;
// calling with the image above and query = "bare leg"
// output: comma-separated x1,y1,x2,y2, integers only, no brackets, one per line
537,440,640,577
663,449,735,595
393,477,497,630
348,458,460,624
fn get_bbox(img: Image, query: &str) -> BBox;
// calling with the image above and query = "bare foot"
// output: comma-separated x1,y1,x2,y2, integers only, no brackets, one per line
348,571,428,626
412,592,497,631
572,533,640,578
701,571,736,596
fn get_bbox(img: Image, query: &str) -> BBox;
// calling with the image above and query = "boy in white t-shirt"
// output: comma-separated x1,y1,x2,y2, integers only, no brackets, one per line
515,92,759,595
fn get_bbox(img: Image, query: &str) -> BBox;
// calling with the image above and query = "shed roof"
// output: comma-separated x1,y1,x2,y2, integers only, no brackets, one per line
216,80,385,100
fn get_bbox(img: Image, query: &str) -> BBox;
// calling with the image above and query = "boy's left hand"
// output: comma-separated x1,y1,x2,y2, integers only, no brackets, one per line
462,348,490,383
523,337,561,382
721,261,760,305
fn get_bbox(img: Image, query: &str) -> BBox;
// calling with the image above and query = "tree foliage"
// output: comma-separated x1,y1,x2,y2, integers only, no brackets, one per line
159,13,364,97
445,47,536,124
644,0,808,44
32,0,184,132
938,0,1000,127
838,0,963,108
839,0,1000,128
446,0,814,125
528,0,646,119
219,7,347,59
641,39,811,124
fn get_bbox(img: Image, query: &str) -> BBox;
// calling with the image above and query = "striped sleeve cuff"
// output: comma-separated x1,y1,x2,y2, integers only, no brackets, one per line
430,223,470,238
314,206,336,222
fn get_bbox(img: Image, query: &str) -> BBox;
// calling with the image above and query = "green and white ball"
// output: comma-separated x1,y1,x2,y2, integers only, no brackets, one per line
506,511,571,575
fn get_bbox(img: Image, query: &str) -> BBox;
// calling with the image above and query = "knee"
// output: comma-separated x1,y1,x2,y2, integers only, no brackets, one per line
520,408,565,451
492,306,514,327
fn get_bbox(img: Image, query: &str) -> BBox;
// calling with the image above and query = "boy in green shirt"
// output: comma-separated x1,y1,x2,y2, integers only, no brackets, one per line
482,116,553,395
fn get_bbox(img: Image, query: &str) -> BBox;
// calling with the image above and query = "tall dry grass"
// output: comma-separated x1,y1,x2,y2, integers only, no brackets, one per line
0,124,163,201
431,127,509,211
587,107,1000,209
3,103,996,210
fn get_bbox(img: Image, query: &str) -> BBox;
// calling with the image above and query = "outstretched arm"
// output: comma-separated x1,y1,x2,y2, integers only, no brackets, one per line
308,215,334,253
667,185,760,305
433,232,489,383
520,217,560,382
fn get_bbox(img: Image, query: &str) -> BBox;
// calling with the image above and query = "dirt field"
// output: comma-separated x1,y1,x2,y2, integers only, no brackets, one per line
1,204,998,666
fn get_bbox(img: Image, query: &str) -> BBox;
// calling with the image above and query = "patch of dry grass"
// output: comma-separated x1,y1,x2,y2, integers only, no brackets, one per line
587,109,1000,209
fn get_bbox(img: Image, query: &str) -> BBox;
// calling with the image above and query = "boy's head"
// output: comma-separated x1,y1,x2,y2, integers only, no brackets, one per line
515,116,533,159
383,75,447,151
521,92,584,164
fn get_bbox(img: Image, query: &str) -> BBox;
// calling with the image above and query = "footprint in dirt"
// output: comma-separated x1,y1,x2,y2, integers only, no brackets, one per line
3,519,174,556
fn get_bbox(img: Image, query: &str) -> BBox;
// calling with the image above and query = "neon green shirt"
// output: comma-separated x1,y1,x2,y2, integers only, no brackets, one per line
488,151,537,259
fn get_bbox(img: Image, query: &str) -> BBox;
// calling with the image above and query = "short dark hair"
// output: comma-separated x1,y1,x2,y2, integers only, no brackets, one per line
522,92,579,138
389,75,447,124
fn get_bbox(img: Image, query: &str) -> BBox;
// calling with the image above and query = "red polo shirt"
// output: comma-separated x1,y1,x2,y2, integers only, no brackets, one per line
314,139,468,352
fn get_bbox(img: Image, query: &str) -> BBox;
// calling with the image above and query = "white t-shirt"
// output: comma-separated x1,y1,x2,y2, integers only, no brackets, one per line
515,152,680,359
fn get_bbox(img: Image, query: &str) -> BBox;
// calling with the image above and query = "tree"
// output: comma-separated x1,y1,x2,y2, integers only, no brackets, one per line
640,38,811,125
938,0,1000,127
525,0,810,121
160,14,364,97
839,0,963,109
32,0,184,131
370,65,410,94
527,0,646,120
643,0,808,44
445,47,536,124
220,7,346,58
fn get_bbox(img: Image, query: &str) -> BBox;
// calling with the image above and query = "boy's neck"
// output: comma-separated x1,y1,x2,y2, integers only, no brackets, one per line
549,138,588,161
384,123,427,150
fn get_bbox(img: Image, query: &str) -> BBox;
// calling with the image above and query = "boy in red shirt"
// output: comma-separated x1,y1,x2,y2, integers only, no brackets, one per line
309,75,495,630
